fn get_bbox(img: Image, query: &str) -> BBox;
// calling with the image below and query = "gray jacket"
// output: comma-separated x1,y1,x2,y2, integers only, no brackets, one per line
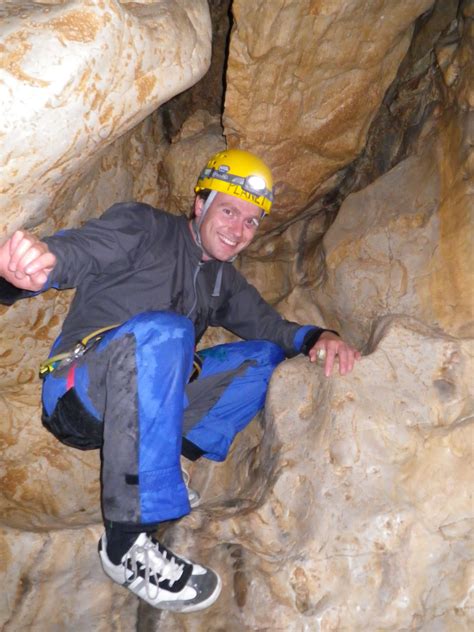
10,203,322,355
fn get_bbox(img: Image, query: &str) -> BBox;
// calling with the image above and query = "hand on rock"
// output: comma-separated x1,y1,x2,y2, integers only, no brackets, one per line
0,230,56,291
309,331,361,377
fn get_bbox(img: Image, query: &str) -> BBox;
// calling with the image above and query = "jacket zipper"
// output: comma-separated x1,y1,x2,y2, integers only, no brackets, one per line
186,261,203,318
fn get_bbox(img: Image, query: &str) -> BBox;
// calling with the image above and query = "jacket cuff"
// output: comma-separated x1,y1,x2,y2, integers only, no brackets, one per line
298,326,340,356
0,278,36,305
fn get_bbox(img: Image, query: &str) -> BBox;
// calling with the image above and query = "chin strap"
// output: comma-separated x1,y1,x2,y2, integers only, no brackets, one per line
191,190,231,296
192,190,218,259
194,189,244,266
197,190,218,231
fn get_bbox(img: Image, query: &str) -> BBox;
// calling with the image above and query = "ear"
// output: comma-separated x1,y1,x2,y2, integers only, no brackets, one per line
194,196,204,218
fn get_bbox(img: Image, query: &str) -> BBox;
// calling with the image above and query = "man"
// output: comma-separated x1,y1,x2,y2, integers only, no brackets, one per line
0,149,360,612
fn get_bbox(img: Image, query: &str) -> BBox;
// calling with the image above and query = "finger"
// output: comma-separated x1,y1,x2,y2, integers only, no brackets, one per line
324,346,337,377
15,247,44,276
309,343,325,363
8,233,38,272
24,251,55,276
6,233,26,276
8,230,26,257
337,345,349,375
346,349,355,374
317,345,328,365
28,270,49,291
348,346,363,372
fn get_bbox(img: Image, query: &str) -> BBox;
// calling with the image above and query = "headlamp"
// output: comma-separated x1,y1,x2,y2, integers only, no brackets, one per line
244,175,266,194
199,167,273,203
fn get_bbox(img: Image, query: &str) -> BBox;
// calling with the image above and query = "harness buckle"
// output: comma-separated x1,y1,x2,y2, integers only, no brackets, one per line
38,326,116,380
189,353,202,382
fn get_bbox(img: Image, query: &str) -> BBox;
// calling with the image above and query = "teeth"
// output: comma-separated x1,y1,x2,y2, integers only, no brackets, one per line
220,235,237,246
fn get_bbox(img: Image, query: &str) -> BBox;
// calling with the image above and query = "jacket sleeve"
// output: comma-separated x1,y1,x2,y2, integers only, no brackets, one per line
0,278,38,305
43,203,160,289
211,267,325,358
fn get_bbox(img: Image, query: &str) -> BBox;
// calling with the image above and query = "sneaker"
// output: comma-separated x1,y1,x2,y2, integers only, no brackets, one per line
98,532,221,613
182,468,201,508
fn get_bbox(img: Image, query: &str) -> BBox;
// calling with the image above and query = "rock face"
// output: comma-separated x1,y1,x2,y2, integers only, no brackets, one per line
0,289,102,533
316,0,474,346
224,0,434,223
161,319,474,631
0,0,211,231
318,136,472,347
1,526,138,631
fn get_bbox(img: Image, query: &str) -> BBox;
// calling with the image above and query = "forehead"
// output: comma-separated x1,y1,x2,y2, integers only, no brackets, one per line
211,192,262,220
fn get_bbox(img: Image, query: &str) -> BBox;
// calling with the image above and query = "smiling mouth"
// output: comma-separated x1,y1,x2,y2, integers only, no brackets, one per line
218,234,238,247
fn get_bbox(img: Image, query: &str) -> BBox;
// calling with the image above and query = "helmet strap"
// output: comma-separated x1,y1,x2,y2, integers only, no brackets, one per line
197,190,218,230
192,190,218,259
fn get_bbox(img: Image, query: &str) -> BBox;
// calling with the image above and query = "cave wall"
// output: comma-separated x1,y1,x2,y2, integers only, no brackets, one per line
306,0,473,345
224,0,434,220
0,0,211,232
0,0,472,630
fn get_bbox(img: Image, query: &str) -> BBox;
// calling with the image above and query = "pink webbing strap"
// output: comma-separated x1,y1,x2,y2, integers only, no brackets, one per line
66,363,77,390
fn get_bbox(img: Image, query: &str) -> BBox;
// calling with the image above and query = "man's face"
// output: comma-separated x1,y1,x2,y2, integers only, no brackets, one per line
194,192,263,261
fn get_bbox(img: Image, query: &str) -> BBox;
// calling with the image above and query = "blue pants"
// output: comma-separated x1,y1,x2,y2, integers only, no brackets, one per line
42,311,284,528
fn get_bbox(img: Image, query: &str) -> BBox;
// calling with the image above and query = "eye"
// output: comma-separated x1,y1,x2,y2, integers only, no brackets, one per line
222,207,234,217
246,218,260,229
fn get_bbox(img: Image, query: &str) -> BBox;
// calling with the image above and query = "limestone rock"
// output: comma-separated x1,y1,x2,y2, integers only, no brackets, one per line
0,1,471,629
236,0,464,314
0,0,211,231
158,110,225,215
224,0,435,223
313,2,474,345
0,525,138,631
161,317,474,630
319,149,442,347
317,108,473,346
158,0,231,139
0,289,102,531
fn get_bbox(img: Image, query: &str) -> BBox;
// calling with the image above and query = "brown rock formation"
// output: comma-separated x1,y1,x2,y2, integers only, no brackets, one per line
0,0,211,230
318,0,473,344
224,0,435,224
161,318,473,630
0,0,472,630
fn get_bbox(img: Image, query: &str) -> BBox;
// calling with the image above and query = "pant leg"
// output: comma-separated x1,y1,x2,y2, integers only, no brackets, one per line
183,340,285,462
42,311,195,527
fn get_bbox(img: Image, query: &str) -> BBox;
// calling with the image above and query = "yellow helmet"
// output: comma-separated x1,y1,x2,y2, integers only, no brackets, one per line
195,149,274,214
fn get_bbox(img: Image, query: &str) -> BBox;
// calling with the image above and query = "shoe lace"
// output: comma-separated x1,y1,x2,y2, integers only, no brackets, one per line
125,536,185,600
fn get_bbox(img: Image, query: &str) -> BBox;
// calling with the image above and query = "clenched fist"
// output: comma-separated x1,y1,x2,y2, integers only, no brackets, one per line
0,230,56,291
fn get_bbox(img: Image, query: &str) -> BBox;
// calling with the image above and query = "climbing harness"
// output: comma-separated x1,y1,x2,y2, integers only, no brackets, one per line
189,353,202,383
39,324,202,383
38,324,118,379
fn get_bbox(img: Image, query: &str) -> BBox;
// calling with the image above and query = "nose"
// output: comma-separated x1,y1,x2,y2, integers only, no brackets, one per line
232,219,244,238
